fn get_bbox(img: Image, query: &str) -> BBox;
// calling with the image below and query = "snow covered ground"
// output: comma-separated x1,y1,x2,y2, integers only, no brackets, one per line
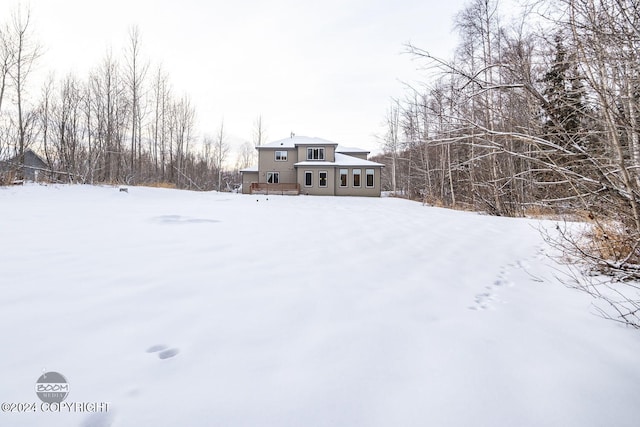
1,184,639,427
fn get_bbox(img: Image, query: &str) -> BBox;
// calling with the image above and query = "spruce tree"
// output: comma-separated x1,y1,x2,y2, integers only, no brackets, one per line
542,32,587,150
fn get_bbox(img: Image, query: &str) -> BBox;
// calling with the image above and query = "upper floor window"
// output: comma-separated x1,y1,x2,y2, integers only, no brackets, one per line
275,151,288,161
306,147,325,160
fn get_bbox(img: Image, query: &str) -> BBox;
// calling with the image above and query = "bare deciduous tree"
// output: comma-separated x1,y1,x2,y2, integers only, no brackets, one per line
214,120,229,191
236,141,256,170
0,10,241,192
252,114,266,147
0,23,12,116
379,0,640,326
124,25,149,181
6,6,41,173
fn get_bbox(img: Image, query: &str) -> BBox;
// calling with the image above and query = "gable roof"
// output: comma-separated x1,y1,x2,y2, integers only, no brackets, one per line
24,150,48,169
0,149,48,169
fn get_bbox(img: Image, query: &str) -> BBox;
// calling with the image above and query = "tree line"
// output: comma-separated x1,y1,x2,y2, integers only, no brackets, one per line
372,0,640,326
0,6,258,190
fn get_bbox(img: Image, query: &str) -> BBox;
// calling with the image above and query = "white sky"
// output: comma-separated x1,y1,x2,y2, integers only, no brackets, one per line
3,0,490,158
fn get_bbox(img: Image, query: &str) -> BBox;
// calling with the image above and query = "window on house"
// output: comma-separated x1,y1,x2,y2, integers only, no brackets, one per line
339,169,348,187
366,169,374,187
266,172,279,184
304,171,313,187
319,171,328,187
353,169,361,187
306,147,325,160
275,151,288,161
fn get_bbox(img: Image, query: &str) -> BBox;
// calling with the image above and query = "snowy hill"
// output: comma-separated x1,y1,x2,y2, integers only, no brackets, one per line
1,184,639,427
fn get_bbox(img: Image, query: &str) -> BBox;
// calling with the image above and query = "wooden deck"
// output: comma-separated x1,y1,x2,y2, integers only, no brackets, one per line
250,182,300,195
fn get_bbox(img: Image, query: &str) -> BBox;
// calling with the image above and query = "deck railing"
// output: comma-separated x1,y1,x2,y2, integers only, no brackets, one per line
250,182,300,195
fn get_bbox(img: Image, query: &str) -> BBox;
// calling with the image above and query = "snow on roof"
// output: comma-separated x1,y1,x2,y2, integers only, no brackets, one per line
261,136,337,148
259,137,377,164
335,145,369,154
295,153,384,167
239,166,258,173
334,153,384,166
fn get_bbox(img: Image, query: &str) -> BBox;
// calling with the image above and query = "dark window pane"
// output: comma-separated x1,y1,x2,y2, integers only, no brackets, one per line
307,147,325,160
319,172,327,187
366,170,374,187
340,169,348,186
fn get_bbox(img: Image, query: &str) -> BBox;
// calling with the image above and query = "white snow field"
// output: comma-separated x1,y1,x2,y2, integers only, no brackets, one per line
1,184,640,427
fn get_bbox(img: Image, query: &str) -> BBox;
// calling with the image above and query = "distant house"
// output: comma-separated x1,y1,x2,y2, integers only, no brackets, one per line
0,149,49,183
240,136,384,196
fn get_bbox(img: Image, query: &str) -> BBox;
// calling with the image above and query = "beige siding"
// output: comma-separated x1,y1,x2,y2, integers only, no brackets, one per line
258,149,297,183
253,140,382,197
296,144,336,162
297,167,335,196
334,167,381,197
241,171,258,194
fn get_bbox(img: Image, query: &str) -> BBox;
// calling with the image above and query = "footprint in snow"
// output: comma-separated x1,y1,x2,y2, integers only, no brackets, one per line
158,348,180,359
534,246,548,261
493,271,513,288
513,259,532,270
146,344,180,360
470,292,494,310
469,263,517,311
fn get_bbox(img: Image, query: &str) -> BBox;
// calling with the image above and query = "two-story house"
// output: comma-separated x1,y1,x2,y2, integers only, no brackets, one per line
240,135,384,196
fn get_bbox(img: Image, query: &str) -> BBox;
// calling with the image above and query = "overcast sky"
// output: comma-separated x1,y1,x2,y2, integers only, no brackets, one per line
3,0,482,157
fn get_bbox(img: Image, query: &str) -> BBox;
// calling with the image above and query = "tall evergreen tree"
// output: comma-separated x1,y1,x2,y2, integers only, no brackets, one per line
541,33,587,150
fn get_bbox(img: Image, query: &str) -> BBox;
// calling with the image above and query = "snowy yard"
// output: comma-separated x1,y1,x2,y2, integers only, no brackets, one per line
1,184,639,427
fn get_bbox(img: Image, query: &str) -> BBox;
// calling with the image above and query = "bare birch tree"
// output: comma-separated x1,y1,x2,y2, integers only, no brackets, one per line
236,141,256,170
124,25,149,181
0,23,12,117
214,120,229,191
383,100,401,194
252,114,266,147
6,6,41,173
